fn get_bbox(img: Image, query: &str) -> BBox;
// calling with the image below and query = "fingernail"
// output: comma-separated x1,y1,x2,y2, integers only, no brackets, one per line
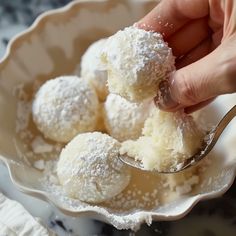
154,78,180,111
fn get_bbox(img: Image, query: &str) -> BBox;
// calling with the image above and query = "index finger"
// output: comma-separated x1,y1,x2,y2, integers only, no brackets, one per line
137,0,209,38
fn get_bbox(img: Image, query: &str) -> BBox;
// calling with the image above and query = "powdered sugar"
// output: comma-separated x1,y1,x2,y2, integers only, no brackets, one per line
175,175,199,194
102,26,175,101
14,83,63,164
12,35,209,231
16,100,32,133
32,76,99,142
33,159,45,170
104,26,173,83
106,186,160,210
14,78,206,226
39,157,209,230
57,132,131,203
80,38,108,101
31,136,54,154
103,94,152,141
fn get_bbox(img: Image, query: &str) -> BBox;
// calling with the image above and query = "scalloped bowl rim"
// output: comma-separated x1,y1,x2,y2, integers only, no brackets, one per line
1,155,236,225
0,0,99,65
0,0,236,229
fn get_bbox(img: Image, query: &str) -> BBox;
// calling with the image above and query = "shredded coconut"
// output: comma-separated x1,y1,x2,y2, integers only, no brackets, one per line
121,109,205,172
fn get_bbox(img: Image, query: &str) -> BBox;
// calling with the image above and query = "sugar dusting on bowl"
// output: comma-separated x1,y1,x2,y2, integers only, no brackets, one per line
13,80,212,230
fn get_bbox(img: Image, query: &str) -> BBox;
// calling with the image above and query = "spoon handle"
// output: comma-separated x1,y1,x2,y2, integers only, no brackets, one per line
209,105,236,151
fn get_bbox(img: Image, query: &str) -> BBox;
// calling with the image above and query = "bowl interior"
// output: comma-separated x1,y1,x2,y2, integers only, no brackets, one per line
0,0,156,161
0,0,236,230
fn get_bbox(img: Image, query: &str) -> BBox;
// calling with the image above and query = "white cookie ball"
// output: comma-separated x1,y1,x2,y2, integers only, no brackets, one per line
81,39,108,101
32,76,99,143
121,109,205,172
101,26,175,102
57,132,131,203
103,94,151,141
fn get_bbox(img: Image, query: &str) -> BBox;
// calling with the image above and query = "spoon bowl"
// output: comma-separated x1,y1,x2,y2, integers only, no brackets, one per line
119,105,236,173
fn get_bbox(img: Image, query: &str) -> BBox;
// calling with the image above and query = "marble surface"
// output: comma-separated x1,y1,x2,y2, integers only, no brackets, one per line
1,1,236,235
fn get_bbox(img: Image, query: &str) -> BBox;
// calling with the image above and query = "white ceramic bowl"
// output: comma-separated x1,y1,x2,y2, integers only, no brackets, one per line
0,0,236,230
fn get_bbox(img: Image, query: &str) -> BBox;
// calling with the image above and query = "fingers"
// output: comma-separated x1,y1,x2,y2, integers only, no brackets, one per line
175,37,212,69
168,17,210,57
138,0,209,38
184,98,215,114
154,41,236,112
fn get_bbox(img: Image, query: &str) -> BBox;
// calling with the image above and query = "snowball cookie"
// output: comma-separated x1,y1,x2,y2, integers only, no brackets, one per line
103,94,151,141
101,26,175,102
81,38,108,101
57,132,131,203
120,109,205,172
32,76,99,143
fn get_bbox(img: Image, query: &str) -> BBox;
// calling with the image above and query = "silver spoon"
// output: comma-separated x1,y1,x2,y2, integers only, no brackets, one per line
119,105,236,174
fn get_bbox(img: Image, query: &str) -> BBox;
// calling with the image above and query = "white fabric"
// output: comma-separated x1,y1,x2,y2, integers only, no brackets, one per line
0,193,55,236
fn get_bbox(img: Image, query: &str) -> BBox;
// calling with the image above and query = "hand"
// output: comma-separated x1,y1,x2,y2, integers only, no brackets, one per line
137,0,236,113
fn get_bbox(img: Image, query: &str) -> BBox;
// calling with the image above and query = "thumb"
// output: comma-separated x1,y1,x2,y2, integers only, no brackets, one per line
154,42,236,112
